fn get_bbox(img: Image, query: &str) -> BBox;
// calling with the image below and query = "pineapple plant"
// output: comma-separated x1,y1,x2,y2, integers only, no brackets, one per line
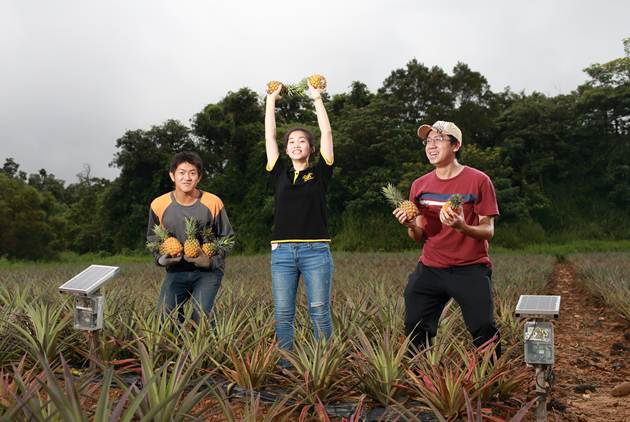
183,217,201,258
382,183,419,221
147,224,183,257
307,74,327,90
441,194,463,212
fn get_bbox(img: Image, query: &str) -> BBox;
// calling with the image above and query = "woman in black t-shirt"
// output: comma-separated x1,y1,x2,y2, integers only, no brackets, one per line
264,80,334,351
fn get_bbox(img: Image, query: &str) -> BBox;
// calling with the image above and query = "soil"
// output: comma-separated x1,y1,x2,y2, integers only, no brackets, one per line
546,263,630,422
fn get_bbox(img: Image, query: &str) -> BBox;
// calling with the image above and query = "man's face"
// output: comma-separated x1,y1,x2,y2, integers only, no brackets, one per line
424,129,459,166
169,162,201,193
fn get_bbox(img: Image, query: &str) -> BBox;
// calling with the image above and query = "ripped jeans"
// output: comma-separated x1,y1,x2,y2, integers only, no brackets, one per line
271,242,334,350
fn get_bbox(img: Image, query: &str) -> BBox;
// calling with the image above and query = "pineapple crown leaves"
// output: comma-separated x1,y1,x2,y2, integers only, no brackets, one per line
447,194,464,208
284,79,308,97
147,224,170,252
209,235,236,253
201,226,214,243
146,241,160,253
152,224,170,242
184,217,200,240
381,183,406,207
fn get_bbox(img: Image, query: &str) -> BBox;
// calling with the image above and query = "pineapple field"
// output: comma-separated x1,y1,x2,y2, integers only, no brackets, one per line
0,251,629,421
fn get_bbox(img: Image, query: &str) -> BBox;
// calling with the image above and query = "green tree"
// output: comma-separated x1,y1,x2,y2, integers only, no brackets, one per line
0,173,60,260
577,38,630,208
63,166,111,253
103,120,197,251
192,88,268,252
1,157,27,181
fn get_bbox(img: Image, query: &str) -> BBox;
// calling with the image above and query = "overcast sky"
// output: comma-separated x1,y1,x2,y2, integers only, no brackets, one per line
1,0,628,183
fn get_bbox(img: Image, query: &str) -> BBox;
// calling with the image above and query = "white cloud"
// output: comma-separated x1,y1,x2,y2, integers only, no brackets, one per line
1,0,628,181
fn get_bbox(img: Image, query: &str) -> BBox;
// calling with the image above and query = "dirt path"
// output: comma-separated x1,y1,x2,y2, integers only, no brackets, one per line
546,263,630,422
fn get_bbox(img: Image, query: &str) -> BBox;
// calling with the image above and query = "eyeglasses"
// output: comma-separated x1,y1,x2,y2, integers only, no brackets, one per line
422,135,450,146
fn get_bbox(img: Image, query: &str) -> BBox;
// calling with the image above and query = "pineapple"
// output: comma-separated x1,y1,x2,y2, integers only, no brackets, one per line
266,80,283,95
183,217,201,258
147,224,183,257
206,235,236,257
200,226,215,256
307,74,327,90
265,79,308,97
381,183,419,221
201,226,235,256
441,194,463,212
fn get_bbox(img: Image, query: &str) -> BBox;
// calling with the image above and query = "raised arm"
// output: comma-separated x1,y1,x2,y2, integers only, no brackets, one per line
308,81,333,164
265,85,281,169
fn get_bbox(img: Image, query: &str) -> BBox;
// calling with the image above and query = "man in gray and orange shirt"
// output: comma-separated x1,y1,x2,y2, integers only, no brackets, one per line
147,151,233,323
393,121,501,357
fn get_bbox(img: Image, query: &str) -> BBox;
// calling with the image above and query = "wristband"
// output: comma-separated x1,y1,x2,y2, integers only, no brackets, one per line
312,96,322,101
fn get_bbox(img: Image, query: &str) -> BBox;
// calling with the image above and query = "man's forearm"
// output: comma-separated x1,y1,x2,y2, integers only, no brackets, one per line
407,225,424,243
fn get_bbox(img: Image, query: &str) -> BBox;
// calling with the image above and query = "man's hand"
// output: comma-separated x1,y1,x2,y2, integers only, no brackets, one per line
158,254,182,267
183,253,211,269
393,208,419,228
440,206,465,231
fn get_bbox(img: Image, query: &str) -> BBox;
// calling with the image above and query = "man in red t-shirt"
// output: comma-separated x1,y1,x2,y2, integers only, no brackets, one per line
393,120,501,357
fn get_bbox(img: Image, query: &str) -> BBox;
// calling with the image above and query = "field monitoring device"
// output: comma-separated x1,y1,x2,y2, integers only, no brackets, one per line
59,265,119,331
515,294,561,421
516,295,560,365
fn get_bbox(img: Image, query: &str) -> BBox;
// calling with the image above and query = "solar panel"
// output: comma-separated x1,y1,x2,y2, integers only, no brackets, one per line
515,295,561,318
59,265,119,296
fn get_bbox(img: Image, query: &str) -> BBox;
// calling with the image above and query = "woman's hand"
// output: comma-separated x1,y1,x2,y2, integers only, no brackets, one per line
267,83,283,101
307,80,324,100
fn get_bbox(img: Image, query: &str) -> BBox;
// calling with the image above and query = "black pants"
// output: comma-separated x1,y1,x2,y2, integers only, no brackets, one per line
404,262,501,358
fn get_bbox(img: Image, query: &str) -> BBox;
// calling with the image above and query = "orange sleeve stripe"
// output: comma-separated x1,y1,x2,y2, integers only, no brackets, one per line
200,192,224,218
150,193,173,224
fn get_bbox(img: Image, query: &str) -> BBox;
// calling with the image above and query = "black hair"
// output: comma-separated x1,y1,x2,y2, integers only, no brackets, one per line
283,128,316,155
169,151,203,174
448,135,462,160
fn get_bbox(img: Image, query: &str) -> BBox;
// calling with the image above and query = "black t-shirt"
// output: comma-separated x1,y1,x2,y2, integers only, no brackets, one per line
268,155,333,242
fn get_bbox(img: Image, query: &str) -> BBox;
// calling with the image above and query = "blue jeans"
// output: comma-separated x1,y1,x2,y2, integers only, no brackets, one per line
157,270,223,323
271,242,334,350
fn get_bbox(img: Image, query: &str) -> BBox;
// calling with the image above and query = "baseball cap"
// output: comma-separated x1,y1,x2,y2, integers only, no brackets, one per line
417,121,463,144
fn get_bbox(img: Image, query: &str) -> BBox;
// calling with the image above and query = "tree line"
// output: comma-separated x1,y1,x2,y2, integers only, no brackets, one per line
2,40,629,260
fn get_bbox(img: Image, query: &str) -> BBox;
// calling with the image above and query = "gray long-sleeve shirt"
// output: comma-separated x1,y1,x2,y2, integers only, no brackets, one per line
147,190,234,272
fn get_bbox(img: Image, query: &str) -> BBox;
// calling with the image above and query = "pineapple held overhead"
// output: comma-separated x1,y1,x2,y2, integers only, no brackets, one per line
265,79,308,97
441,194,463,212
184,217,201,258
266,80,282,95
382,183,419,221
266,74,326,97
147,224,183,257
307,74,327,90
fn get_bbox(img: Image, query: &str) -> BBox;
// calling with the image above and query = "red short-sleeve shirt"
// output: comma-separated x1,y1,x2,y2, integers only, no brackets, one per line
410,166,499,268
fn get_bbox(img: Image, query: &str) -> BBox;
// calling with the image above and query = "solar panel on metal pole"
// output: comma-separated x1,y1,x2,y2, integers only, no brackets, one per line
59,264,120,372
515,294,561,422
59,265,119,296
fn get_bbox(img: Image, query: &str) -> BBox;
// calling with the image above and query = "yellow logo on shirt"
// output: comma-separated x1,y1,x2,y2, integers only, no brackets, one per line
302,172,315,182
